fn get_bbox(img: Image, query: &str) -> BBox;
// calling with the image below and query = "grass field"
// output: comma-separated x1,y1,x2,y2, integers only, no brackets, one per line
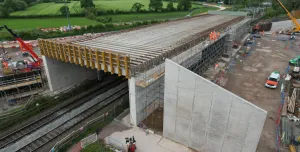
3,6,216,30
1,17,98,30
11,0,206,16
11,1,82,16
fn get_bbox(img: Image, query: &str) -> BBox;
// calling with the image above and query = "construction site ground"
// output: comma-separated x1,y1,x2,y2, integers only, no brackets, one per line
220,34,298,152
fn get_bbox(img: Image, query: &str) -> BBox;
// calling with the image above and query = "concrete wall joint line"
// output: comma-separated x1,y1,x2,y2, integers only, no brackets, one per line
220,95,234,152
174,67,180,136
204,91,214,152
188,78,197,148
241,108,255,151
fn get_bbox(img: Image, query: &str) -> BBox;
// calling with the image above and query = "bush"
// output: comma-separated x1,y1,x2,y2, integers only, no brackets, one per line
96,16,112,23
142,20,149,25
54,1,71,3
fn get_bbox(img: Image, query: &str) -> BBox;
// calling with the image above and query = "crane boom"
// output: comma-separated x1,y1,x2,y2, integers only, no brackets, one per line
276,0,300,32
0,25,40,62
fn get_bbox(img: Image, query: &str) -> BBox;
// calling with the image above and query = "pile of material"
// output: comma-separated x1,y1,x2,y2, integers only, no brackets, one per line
259,21,272,31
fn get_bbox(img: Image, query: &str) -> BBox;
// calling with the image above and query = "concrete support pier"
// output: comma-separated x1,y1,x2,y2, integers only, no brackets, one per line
42,56,97,92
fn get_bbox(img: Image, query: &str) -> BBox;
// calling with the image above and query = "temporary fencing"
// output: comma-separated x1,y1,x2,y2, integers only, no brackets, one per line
106,136,125,151
81,133,98,148
276,65,290,152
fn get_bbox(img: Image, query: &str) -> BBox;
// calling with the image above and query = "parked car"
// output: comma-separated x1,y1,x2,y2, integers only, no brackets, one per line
289,56,300,66
265,71,280,89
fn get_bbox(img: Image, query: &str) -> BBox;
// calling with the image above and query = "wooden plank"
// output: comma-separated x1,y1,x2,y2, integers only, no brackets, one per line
79,47,83,66
125,56,129,78
74,46,79,65
109,53,114,74
84,47,89,68
68,45,73,63
102,51,107,72
95,51,101,70
116,54,122,76
90,50,95,69
64,45,69,62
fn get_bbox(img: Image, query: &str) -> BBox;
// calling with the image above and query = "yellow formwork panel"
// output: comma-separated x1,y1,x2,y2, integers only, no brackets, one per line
37,39,131,78
38,40,45,55
102,51,107,72
64,45,68,62
116,54,122,76
90,50,95,69
54,43,59,59
95,51,101,70
79,47,83,66
86,48,90,68
109,53,114,74
46,41,51,57
59,44,64,60
49,41,55,58
73,46,78,65
68,45,73,63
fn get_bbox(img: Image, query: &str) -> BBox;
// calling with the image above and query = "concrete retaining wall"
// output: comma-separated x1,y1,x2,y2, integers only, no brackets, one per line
163,59,267,152
42,56,97,92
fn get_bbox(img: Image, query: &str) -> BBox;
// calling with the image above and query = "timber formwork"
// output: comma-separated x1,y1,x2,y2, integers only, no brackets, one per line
38,40,130,78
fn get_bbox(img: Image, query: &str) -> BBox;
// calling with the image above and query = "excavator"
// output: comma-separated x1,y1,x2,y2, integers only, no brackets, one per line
276,0,300,33
0,25,42,74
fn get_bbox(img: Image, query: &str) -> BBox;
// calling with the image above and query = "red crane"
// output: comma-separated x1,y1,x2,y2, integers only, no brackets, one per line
0,25,42,69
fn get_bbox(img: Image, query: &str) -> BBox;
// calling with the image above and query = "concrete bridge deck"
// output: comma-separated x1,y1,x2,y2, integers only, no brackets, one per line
38,14,244,78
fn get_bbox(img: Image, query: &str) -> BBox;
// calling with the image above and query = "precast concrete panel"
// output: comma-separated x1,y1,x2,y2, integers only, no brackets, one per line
42,56,97,92
163,59,267,152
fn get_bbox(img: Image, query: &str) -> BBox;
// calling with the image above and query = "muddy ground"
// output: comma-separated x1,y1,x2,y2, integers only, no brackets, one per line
222,35,299,152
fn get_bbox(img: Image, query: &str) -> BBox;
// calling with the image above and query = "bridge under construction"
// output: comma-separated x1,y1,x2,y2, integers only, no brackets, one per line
37,11,250,126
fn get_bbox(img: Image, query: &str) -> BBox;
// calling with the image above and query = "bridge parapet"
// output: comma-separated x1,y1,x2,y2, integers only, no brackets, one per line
38,39,130,78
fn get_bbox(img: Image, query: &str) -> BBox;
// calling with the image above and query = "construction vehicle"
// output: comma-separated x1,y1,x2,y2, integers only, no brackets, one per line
0,25,42,71
276,0,300,33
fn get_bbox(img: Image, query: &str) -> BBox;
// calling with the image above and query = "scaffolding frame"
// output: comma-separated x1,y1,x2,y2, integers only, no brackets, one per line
134,17,251,132
0,70,44,100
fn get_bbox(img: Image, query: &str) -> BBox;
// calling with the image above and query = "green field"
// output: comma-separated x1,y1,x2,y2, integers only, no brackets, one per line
11,0,206,16
106,8,216,22
11,1,82,15
3,6,217,30
1,17,98,30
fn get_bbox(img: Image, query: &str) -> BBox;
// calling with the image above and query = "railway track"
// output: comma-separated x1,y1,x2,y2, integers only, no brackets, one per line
16,82,128,152
0,77,127,152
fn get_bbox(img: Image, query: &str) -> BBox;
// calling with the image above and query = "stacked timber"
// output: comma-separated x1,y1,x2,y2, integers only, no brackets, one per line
287,88,297,113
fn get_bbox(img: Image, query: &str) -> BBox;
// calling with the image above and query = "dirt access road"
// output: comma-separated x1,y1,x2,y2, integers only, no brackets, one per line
223,35,298,152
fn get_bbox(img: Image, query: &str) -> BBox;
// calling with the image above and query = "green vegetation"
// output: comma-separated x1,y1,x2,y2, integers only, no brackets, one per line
1,17,98,30
104,12,189,22
81,141,113,152
1,5,215,30
10,0,174,16
11,1,80,15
